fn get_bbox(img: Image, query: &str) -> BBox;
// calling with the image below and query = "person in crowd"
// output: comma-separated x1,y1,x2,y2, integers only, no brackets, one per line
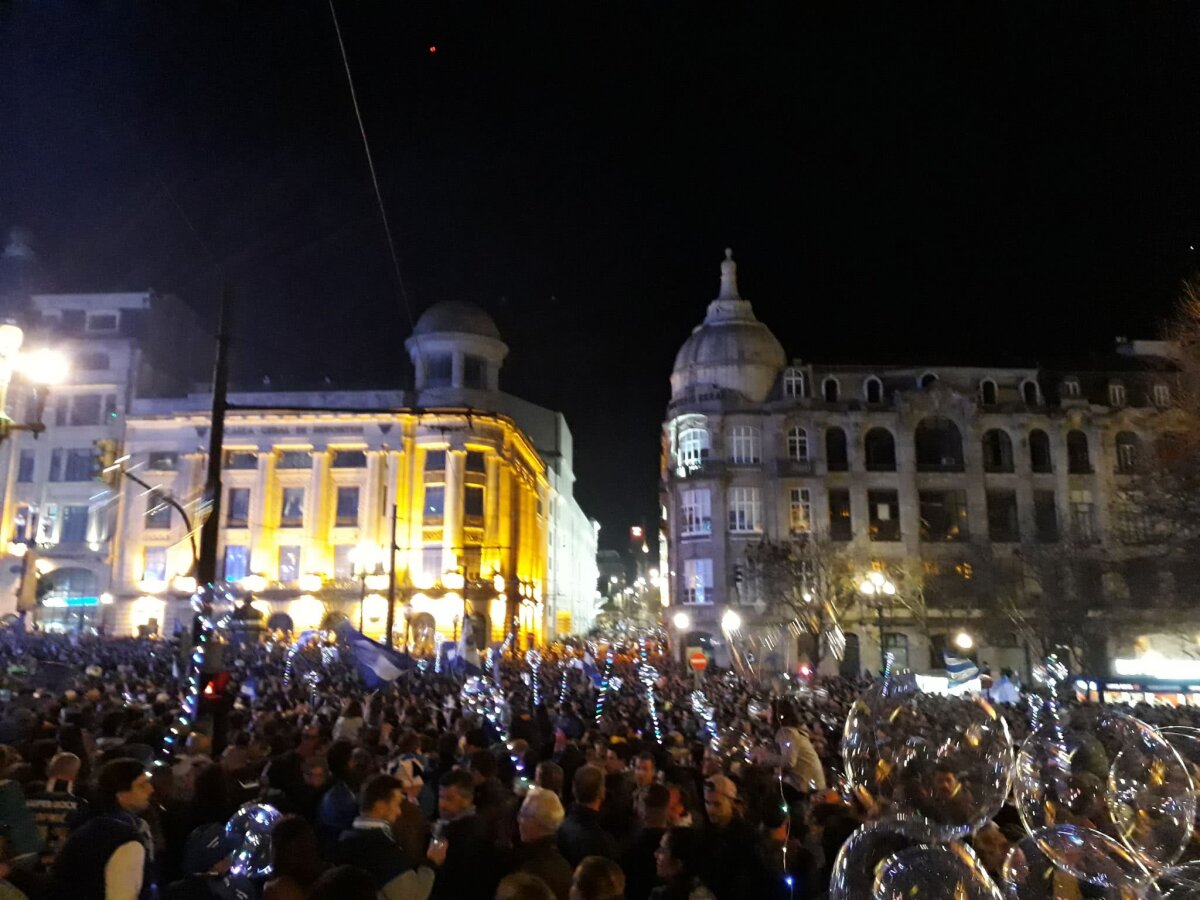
515,787,573,900
316,740,359,851
25,751,87,870
433,769,499,899
752,802,819,899
536,761,565,798
393,761,432,870
650,829,714,900
171,733,212,802
559,765,618,867
496,873,558,900
333,700,365,744
600,745,635,841
332,773,444,900
570,856,625,900
620,783,670,900
53,758,155,900
306,865,380,900
263,815,325,900
696,774,758,899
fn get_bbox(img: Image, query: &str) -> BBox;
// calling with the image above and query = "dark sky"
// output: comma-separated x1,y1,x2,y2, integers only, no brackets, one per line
3,1,1200,548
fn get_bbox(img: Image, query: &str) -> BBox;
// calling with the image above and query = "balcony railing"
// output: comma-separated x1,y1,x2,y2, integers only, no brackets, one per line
775,459,814,476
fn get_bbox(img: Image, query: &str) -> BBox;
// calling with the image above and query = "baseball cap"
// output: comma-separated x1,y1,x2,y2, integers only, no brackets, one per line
704,774,738,801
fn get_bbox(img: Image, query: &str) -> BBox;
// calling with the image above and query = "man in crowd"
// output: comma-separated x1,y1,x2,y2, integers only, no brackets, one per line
515,787,573,899
432,769,500,898
25,752,87,870
559,765,619,867
697,774,758,900
621,782,670,900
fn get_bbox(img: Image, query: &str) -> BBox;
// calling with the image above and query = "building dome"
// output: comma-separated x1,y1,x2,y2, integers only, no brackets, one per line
670,249,785,403
413,300,502,340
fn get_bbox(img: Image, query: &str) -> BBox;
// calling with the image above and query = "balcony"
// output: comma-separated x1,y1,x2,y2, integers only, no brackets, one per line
916,459,965,473
775,459,814,477
673,460,726,481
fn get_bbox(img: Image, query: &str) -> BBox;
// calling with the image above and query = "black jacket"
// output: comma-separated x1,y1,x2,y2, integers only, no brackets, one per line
557,804,619,868
697,817,760,900
52,812,152,900
620,825,667,900
517,836,573,900
430,812,500,900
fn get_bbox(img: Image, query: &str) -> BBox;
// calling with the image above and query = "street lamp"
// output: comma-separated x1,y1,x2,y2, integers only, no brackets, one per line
0,322,69,442
672,610,691,667
350,543,383,632
721,608,742,633
953,630,974,651
858,570,896,675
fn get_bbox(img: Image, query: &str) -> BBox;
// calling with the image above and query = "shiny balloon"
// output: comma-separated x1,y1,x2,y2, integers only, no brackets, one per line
1153,860,1200,899
872,842,1002,900
1001,824,1151,900
842,676,1014,837
829,814,946,900
225,802,282,878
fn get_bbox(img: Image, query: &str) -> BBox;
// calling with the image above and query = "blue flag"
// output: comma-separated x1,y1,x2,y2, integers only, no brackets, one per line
343,628,413,688
943,653,979,683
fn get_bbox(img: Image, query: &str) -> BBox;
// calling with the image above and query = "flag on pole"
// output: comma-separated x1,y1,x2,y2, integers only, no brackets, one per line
943,652,980,684
344,628,412,688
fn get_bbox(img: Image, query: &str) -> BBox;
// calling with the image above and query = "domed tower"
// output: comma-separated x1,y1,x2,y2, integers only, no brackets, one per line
670,249,785,403
405,300,509,397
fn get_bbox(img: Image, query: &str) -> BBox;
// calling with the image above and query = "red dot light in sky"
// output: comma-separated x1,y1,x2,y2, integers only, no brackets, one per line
428,46,437,54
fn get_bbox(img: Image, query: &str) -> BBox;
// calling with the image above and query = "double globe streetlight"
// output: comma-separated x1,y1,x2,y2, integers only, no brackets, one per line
0,321,70,443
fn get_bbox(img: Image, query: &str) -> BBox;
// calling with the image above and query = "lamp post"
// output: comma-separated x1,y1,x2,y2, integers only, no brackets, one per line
0,322,68,442
350,542,382,633
672,611,690,668
858,570,896,676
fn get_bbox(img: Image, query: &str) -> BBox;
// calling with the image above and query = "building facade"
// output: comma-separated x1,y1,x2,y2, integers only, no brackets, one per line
3,299,599,645
663,250,1184,677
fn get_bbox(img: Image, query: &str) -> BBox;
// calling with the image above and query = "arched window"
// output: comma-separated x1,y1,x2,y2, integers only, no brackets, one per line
1029,429,1052,473
822,377,840,403
864,376,883,404
863,427,896,471
914,417,964,471
919,372,939,390
783,368,806,398
1062,378,1081,398
786,427,809,462
728,426,761,464
1022,380,1040,406
678,426,710,472
1115,431,1141,474
979,379,998,406
825,427,849,472
1067,430,1091,474
982,429,1014,472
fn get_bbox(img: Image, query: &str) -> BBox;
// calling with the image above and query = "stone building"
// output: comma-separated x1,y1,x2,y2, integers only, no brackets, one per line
663,250,1184,678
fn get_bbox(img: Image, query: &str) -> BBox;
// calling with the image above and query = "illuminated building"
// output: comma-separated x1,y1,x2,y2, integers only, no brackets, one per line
663,249,1184,677
103,301,598,644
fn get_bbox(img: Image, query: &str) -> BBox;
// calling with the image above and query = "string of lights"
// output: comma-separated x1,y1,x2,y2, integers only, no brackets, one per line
559,666,570,704
594,648,615,724
690,690,719,751
639,663,662,744
526,649,542,708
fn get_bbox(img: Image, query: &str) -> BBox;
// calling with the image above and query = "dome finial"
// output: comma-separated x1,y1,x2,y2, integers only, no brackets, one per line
718,247,739,300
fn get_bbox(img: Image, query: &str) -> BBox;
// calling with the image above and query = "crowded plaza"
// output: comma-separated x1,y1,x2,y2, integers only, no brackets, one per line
2,618,1200,900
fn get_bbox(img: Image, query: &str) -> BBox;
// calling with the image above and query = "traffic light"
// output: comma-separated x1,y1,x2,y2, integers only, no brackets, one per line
92,438,121,485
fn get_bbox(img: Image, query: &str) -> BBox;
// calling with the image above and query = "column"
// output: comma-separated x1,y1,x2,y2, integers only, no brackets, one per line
363,450,385,546
961,418,988,541
1013,428,1036,539
894,418,920,556
443,450,465,576
306,451,331,575
484,453,501,573
250,451,276,575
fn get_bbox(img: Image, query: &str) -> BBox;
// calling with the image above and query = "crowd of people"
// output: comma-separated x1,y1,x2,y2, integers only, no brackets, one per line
0,628,1198,900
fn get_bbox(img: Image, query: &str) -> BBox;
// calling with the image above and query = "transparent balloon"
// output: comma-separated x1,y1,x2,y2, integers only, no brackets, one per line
1001,825,1152,900
225,802,282,878
829,814,946,900
873,842,1002,900
842,674,1014,836
1157,728,1200,789
1153,860,1200,899
1108,721,1195,872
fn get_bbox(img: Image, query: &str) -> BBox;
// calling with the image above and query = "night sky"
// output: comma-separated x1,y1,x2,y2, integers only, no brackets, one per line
4,2,1200,548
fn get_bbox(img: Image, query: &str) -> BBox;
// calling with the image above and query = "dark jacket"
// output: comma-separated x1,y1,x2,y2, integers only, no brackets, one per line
332,820,435,900
620,825,667,900
516,836,573,900
557,804,619,867
52,812,153,900
431,812,499,900
697,816,760,900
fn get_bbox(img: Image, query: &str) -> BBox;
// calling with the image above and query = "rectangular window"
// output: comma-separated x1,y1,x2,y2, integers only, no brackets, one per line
682,558,713,605
466,450,486,473
69,394,101,427
680,489,713,536
53,396,67,427
335,486,360,526
143,546,168,581
38,504,57,543
1070,489,1097,542
87,313,117,332
868,490,900,541
829,489,852,541
422,545,443,583
987,490,1020,542
60,309,85,333
463,356,486,388
463,544,483,579
223,450,258,470
334,544,355,579
48,448,63,483
145,491,171,530
1154,384,1171,407
727,486,762,533
789,488,812,534
63,449,94,481
16,450,34,483
331,449,367,468
226,488,250,527
425,450,446,472
919,490,969,542
424,485,445,522
426,355,453,387
278,545,301,583
464,485,485,519
1117,496,1152,544
103,394,118,421
786,428,809,462
1033,490,1059,543
728,426,761,464
277,450,312,469
223,545,249,582
280,487,305,527
147,451,178,471
61,505,89,543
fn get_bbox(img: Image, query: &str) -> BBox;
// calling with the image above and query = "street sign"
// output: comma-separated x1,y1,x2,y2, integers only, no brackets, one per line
689,650,708,672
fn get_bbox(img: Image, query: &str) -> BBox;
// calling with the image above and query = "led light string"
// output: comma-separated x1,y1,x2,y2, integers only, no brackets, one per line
160,586,225,766
594,647,615,724
640,663,662,744
526,649,542,708
690,690,719,751
558,665,570,704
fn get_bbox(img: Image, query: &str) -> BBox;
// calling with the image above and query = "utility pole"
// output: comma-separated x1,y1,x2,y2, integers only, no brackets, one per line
385,503,398,648
196,286,232,588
